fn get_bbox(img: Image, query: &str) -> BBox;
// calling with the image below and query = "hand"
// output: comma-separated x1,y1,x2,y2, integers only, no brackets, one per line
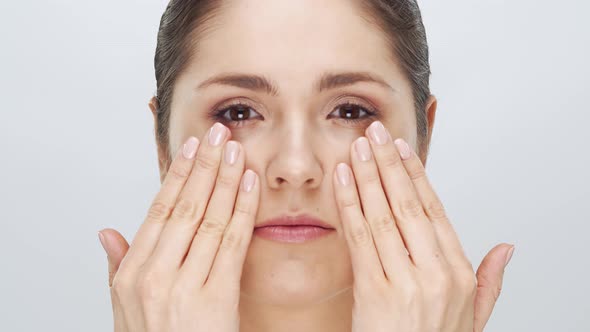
97,122,260,332
332,121,514,332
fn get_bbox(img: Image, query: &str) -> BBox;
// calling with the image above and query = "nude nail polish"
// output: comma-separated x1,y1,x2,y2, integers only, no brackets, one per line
224,141,239,165
368,121,389,145
208,122,227,146
183,136,199,159
355,137,372,161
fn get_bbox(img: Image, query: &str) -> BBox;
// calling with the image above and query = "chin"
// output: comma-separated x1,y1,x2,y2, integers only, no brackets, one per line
239,235,353,308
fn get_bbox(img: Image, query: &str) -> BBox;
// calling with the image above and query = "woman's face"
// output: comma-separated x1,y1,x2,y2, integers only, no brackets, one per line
153,0,435,307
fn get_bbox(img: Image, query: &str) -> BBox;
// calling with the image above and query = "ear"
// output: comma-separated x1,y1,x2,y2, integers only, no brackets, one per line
418,95,437,167
149,96,170,184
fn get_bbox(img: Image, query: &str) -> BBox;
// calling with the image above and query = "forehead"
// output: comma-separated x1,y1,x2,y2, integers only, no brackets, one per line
184,0,405,93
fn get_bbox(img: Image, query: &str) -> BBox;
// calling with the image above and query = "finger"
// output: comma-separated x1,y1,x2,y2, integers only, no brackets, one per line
474,244,514,332
149,122,231,271
366,121,444,268
200,169,260,289
98,228,130,287
98,229,130,332
333,162,386,286
393,137,472,271
349,137,413,282
121,136,200,270
178,142,246,286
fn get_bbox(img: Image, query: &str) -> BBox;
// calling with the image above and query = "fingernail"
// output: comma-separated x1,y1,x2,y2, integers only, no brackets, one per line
354,137,372,162
505,245,515,267
394,138,412,160
224,141,240,165
98,231,108,254
336,163,351,186
368,121,389,145
241,169,256,192
208,122,227,146
182,136,199,159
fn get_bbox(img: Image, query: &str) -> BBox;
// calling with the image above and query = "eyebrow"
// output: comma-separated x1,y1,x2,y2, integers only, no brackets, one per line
196,71,396,96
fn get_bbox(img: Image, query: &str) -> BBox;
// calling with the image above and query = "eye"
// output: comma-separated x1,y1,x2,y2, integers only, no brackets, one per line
328,101,378,125
209,99,380,128
210,101,263,128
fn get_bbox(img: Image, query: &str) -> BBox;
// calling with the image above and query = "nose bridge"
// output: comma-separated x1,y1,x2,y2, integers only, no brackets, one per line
266,111,323,190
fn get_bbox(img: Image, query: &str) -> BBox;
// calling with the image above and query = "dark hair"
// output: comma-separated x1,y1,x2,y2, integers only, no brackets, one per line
153,0,431,161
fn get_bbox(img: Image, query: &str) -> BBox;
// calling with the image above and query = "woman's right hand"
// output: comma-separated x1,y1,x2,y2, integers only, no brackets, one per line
97,122,260,332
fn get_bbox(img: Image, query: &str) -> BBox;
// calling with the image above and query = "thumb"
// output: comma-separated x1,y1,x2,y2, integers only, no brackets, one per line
473,243,515,332
98,228,130,287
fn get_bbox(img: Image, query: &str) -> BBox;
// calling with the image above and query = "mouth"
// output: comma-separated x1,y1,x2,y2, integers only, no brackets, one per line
254,214,335,243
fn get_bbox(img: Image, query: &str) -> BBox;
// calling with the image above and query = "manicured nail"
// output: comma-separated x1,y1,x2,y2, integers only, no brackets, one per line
208,122,227,146
98,231,108,254
505,245,515,267
354,137,372,162
368,121,389,145
182,136,199,159
224,141,240,165
336,163,351,186
241,169,256,192
394,138,412,160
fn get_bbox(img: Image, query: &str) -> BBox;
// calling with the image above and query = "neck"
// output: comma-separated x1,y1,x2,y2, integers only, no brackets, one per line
239,286,353,332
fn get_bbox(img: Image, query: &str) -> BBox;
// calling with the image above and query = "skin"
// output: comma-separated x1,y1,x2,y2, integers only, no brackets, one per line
98,0,514,331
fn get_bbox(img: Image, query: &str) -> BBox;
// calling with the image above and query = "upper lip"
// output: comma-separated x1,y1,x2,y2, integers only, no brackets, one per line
255,214,334,229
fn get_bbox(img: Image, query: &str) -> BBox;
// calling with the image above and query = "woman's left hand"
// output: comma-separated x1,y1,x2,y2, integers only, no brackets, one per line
333,121,514,332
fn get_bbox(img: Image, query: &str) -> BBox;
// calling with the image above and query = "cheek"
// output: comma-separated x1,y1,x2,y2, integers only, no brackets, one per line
168,112,211,153
381,109,416,142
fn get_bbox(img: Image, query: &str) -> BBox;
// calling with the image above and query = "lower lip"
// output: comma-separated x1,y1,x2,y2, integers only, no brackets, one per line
253,225,334,243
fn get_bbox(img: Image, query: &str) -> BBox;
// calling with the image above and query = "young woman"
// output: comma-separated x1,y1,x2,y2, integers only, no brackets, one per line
97,0,514,330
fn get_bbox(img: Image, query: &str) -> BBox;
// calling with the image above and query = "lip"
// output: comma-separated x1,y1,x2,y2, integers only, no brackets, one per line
254,214,335,243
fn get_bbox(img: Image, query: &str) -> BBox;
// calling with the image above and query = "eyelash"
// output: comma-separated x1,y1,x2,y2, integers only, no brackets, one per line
209,100,379,128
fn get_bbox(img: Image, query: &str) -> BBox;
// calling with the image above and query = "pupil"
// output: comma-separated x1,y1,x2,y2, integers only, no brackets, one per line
230,106,249,121
340,104,359,119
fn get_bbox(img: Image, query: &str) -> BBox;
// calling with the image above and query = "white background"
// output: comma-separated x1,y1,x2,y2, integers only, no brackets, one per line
0,0,588,331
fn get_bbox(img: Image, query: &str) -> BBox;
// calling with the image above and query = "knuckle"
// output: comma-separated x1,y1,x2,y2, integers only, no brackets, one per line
339,195,359,210
428,273,452,299
233,202,253,217
216,173,237,189
492,284,503,301
146,201,173,222
111,273,131,296
195,152,219,171
198,216,228,237
399,281,420,305
363,171,382,185
397,198,424,218
381,152,403,169
219,229,243,251
349,222,372,247
168,164,191,181
172,198,198,219
408,167,427,181
424,199,447,220
137,270,164,302
457,270,478,296
479,280,503,302
368,213,396,234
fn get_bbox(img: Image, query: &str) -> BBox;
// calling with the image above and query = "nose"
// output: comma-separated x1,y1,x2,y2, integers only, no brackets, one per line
266,127,323,191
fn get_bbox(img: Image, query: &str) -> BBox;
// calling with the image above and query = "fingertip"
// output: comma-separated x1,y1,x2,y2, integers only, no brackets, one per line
98,231,108,254
505,245,515,268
